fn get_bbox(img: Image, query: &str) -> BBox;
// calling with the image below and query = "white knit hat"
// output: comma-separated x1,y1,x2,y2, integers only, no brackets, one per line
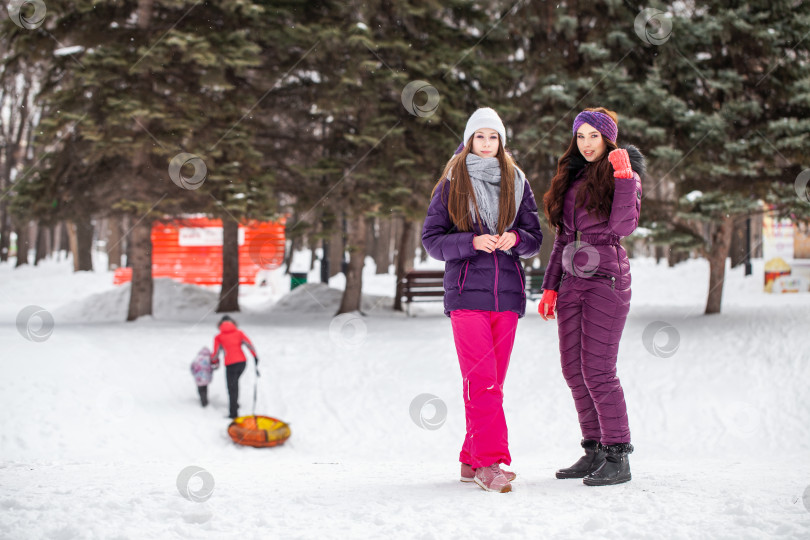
463,107,506,148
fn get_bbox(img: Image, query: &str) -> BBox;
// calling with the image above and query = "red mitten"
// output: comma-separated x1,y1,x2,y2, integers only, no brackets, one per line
608,149,633,179
538,289,558,320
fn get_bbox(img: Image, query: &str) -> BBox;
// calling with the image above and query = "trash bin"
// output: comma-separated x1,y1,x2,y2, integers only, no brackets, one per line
290,272,308,291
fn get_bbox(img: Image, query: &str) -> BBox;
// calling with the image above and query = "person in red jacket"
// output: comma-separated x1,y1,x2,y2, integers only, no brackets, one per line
212,315,259,419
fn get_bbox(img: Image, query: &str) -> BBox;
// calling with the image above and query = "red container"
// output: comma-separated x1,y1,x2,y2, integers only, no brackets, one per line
113,217,286,286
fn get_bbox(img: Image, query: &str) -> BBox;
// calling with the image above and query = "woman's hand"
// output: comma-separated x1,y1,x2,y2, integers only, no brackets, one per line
493,231,517,251
473,234,500,253
538,289,558,320
473,232,518,252
608,148,633,179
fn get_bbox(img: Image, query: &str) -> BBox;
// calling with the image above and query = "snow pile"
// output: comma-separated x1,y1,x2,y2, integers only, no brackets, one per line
271,282,393,315
54,278,221,323
0,255,116,322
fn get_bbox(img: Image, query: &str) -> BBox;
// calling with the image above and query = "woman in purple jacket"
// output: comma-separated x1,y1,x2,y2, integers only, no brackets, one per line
538,107,644,486
422,107,543,493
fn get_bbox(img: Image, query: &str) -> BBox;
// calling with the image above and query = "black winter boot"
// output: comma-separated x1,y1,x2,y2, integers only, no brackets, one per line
198,386,208,407
583,443,633,486
555,439,606,479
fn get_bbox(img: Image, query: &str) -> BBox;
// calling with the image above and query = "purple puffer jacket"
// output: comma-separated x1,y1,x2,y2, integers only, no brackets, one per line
422,177,543,318
541,145,644,292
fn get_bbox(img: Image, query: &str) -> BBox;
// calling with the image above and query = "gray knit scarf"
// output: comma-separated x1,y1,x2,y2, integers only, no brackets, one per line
465,154,525,242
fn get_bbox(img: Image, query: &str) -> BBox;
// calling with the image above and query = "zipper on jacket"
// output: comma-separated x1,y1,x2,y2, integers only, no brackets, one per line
458,260,470,294
493,251,499,311
514,261,526,299
563,269,616,291
590,272,616,291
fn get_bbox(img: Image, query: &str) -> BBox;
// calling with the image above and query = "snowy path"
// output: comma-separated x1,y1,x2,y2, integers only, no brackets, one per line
1,257,809,539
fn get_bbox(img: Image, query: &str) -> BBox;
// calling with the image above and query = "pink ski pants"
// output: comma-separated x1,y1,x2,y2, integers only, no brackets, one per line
450,309,518,469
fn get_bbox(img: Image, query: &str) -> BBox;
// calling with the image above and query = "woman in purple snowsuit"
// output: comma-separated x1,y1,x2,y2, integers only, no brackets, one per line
538,107,644,486
422,108,543,493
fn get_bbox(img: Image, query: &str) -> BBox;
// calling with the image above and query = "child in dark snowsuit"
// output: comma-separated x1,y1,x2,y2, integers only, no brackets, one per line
212,315,259,419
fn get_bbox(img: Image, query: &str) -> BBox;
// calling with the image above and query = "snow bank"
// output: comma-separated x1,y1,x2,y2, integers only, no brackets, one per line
53,279,221,323
271,282,393,315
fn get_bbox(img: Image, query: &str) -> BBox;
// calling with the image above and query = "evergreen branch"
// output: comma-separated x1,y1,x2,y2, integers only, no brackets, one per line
129,0,204,73
208,39,321,152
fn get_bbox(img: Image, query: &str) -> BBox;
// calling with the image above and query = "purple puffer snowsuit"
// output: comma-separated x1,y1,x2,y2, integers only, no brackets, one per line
541,145,644,445
422,177,544,317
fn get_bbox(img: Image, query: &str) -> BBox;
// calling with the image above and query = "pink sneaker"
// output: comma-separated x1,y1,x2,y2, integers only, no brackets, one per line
473,464,512,493
460,463,516,483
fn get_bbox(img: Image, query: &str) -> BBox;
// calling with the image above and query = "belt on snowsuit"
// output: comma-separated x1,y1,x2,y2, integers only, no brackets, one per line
557,232,622,246
557,232,622,291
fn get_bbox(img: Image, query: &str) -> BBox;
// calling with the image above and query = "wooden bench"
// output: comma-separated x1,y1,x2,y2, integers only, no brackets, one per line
399,267,546,314
399,270,445,315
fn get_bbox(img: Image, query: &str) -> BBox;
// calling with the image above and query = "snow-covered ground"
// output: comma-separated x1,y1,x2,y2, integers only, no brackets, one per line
1,253,809,539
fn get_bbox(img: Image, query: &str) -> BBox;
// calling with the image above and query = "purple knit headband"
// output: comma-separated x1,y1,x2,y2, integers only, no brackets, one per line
572,111,618,143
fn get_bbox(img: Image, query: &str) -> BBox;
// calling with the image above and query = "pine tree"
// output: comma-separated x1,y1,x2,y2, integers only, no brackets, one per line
505,0,809,314
277,0,515,314
643,0,810,313
5,0,285,319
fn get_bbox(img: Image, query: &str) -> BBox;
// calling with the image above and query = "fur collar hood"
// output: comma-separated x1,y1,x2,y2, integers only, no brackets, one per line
568,144,646,179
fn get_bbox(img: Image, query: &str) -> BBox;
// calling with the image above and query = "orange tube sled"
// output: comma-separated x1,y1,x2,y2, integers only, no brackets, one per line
227,415,291,448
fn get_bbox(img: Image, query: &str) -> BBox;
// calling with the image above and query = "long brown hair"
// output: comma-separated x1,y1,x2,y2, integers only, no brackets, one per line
543,107,619,231
431,136,518,234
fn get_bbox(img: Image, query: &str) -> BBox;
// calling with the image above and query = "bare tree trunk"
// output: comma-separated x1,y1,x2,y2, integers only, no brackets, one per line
328,227,343,279
373,217,392,274
0,201,10,262
59,221,70,261
391,217,401,266
308,233,319,271
393,218,415,312
365,217,376,260
337,213,367,315
14,220,30,267
122,214,131,267
704,216,735,315
417,219,428,263
74,217,94,271
107,216,123,270
654,172,665,265
217,217,240,313
536,220,553,269
729,217,748,269
34,222,48,265
48,224,55,258
124,0,157,320
751,217,763,258
136,0,154,27
67,221,79,270
51,222,60,254
1,71,32,264
127,219,153,321
403,219,416,271
283,235,298,275
667,248,688,267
